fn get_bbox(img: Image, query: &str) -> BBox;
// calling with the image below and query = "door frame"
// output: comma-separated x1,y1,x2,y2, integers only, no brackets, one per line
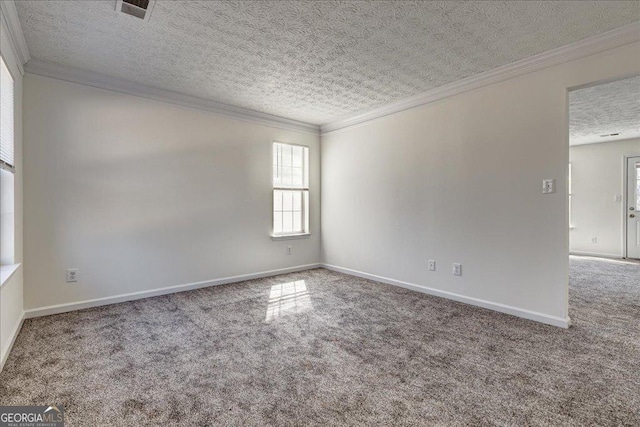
623,155,640,259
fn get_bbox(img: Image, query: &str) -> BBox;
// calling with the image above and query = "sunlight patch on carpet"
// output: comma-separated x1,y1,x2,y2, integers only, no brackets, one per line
265,280,312,322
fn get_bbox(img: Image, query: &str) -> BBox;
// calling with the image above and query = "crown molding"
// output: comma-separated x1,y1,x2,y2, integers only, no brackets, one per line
24,59,320,134
321,21,640,134
0,0,30,74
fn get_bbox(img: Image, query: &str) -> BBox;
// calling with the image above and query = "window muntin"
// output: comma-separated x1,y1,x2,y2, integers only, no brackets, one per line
273,143,309,235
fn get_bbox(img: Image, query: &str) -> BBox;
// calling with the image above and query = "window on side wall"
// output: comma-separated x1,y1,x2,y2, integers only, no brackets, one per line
0,56,15,265
272,142,309,237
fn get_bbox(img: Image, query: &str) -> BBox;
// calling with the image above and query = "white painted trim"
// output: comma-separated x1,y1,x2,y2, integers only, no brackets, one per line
17,20,638,135
622,155,640,259
24,59,320,135
321,22,640,134
270,233,312,241
570,251,623,259
24,263,321,319
322,264,571,329
0,1,29,74
0,310,24,372
0,263,21,288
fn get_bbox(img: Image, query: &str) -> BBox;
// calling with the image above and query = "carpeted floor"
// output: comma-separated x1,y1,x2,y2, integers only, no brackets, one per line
1,257,639,426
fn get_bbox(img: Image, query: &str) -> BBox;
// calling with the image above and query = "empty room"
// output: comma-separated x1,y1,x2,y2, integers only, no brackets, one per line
0,1,639,425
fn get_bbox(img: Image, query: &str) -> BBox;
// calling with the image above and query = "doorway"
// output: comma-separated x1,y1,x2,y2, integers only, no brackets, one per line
566,75,640,325
568,75,640,260
626,156,640,259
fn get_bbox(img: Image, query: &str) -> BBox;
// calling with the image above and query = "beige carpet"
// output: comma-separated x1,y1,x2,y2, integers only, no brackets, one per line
1,257,639,426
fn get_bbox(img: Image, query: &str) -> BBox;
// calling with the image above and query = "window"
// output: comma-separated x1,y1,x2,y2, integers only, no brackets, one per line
273,142,309,236
1,56,15,265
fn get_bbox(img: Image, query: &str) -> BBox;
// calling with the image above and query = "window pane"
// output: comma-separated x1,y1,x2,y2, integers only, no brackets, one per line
283,212,293,233
281,144,292,167
282,191,293,211
292,191,302,211
303,147,309,188
274,190,283,212
303,191,309,231
281,166,292,187
293,212,302,232
292,145,303,168
273,212,283,234
292,167,303,188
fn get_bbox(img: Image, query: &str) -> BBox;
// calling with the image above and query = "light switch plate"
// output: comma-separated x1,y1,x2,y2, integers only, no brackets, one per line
428,260,436,271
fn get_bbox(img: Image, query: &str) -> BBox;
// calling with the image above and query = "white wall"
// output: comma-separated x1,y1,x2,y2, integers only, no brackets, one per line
23,74,320,311
0,17,24,369
570,138,640,257
321,42,640,326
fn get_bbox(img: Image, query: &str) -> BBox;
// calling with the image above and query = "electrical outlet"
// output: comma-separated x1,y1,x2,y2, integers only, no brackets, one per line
542,179,555,194
591,237,598,244
428,260,436,271
66,268,78,283
287,246,292,255
452,263,462,276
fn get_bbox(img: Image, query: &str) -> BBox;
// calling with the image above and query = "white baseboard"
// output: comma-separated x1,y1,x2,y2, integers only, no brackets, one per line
322,264,571,329
24,263,321,319
1,310,25,372
570,251,622,259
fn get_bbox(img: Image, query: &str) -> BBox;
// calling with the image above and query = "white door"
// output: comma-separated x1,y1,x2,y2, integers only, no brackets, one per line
627,156,640,259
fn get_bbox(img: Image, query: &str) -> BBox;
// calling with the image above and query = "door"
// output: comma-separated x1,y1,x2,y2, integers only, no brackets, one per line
627,156,640,259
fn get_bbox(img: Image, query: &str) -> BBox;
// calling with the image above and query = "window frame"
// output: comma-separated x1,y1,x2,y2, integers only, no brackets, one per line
271,141,310,239
0,53,16,269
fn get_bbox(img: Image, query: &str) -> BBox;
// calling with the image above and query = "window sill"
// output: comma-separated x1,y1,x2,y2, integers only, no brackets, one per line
0,263,21,288
271,233,311,241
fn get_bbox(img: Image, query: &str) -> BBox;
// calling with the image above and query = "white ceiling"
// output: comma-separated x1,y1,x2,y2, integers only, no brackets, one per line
570,76,640,146
14,1,640,125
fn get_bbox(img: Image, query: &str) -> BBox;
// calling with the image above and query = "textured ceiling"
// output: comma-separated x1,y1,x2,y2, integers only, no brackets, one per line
570,76,640,146
14,1,640,125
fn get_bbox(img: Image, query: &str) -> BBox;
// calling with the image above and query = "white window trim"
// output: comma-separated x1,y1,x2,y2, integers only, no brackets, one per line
271,142,310,238
1,54,16,266
270,233,311,241
0,263,20,288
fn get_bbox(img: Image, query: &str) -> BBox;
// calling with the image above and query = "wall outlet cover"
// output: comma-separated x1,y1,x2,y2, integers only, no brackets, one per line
542,179,555,194
66,268,78,283
428,260,436,271
453,263,462,276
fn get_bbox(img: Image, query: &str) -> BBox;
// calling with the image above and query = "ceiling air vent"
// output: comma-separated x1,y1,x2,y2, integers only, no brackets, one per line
116,0,155,21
